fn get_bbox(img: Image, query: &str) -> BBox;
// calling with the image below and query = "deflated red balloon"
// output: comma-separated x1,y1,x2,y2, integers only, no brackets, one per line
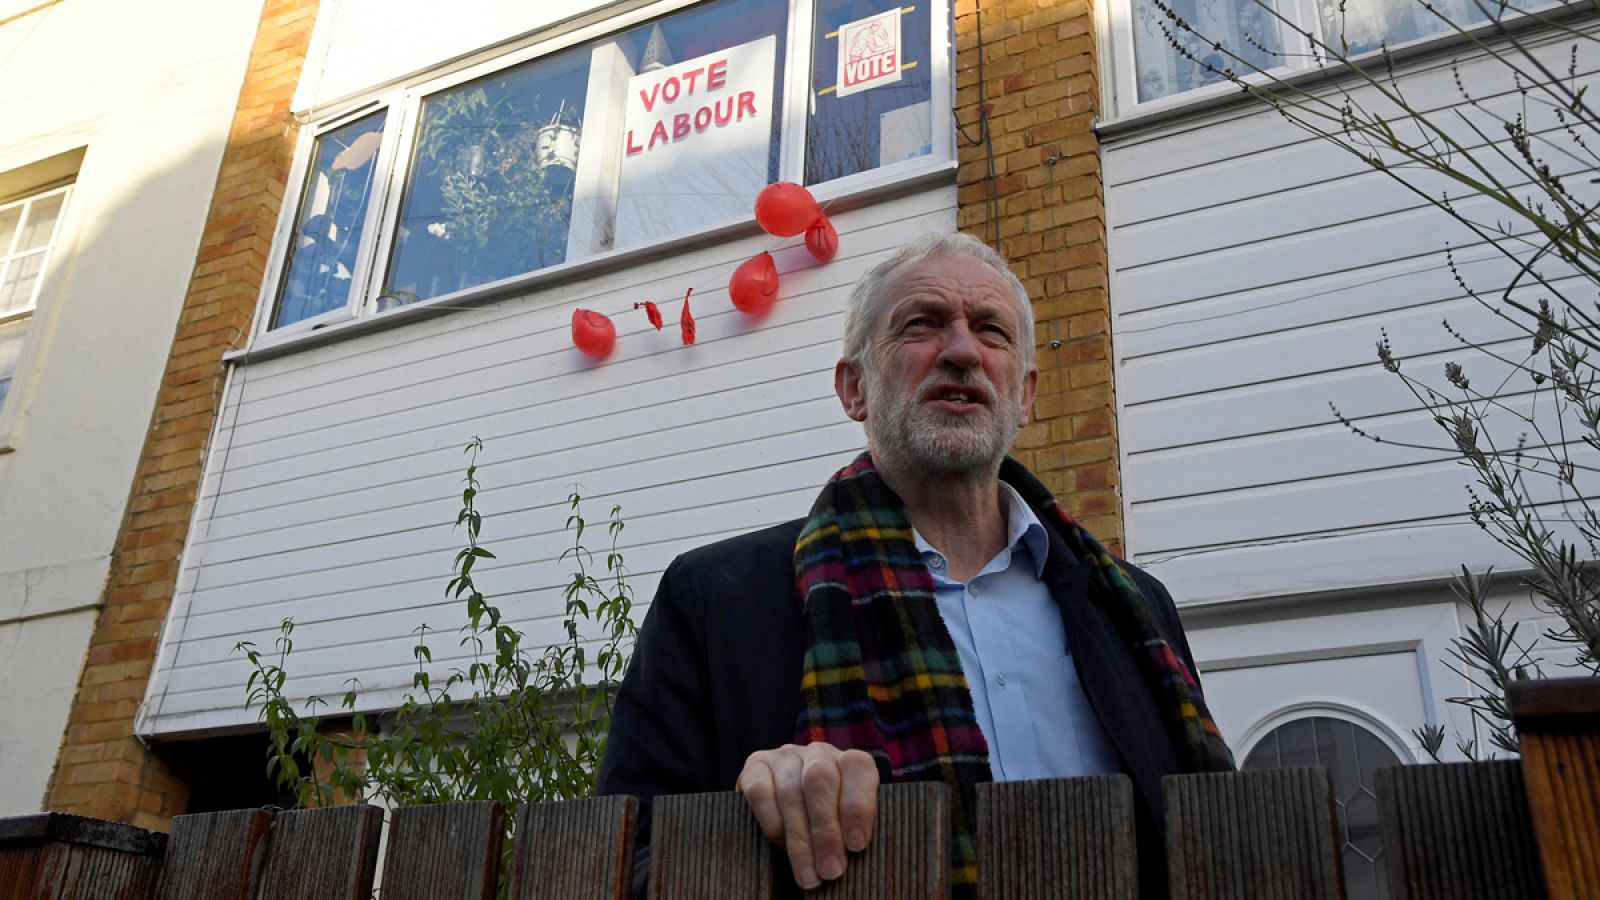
729,252,780,316
635,300,664,330
804,215,839,262
680,289,697,346
571,308,616,359
754,182,822,237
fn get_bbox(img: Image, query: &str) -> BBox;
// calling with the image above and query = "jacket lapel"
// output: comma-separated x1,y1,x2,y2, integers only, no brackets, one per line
1042,526,1179,821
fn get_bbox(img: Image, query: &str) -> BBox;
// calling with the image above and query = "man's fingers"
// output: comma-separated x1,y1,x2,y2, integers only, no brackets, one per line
837,749,879,852
802,743,847,882
737,743,873,891
736,757,785,845
769,751,819,889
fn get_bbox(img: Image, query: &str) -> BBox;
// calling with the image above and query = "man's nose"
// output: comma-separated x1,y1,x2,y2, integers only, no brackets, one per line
937,321,983,367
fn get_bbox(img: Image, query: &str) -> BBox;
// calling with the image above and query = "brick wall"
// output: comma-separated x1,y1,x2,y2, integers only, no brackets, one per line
45,0,318,830
952,0,1121,552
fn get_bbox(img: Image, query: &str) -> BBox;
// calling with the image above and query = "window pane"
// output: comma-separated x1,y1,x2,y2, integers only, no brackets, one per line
386,47,591,303
0,251,44,315
1131,0,1283,103
273,110,388,329
0,318,26,414
1321,0,1490,56
385,0,786,304
806,0,934,184
0,206,20,257
1242,716,1405,900
16,192,64,252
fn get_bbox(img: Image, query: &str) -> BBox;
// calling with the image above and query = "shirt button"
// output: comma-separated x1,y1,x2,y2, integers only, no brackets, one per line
996,674,1008,686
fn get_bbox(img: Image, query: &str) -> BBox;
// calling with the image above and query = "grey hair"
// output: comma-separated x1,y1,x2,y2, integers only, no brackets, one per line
841,232,1035,369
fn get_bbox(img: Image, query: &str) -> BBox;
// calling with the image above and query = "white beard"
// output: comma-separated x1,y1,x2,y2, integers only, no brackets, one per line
865,363,1024,478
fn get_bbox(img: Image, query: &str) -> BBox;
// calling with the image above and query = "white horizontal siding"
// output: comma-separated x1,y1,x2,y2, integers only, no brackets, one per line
139,186,955,736
1107,25,1600,603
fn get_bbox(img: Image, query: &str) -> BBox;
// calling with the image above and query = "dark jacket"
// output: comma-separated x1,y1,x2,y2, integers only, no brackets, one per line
598,516,1210,898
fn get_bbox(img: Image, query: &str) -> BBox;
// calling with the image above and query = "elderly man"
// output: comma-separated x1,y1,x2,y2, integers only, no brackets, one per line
598,232,1233,897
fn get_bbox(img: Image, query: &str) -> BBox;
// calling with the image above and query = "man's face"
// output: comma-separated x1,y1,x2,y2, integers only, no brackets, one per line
837,253,1039,476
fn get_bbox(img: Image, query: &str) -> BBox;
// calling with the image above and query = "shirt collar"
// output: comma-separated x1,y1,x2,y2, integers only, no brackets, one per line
911,481,1049,579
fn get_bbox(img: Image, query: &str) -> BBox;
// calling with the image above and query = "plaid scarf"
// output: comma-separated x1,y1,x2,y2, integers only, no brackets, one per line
793,453,1234,894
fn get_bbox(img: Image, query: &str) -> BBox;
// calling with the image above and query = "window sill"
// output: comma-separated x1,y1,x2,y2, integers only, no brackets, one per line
227,157,957,366
1096,0,1594,140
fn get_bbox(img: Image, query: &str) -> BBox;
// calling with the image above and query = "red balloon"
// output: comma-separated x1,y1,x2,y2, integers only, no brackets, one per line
729,252,780,316
804,214,839,262
754,182,822,237
571,308,616,359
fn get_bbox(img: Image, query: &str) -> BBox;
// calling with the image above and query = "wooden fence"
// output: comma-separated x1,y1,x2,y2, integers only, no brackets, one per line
3,678,1594,900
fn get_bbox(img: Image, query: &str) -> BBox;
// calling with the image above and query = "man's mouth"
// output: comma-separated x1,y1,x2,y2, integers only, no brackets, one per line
924,383,991,409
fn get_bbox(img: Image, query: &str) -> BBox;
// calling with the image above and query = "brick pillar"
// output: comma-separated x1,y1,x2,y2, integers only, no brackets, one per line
953,0,1120,551
46,0,318,830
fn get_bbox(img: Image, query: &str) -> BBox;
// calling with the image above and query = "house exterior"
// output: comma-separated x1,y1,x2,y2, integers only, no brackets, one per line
42,0,1119,825
0,0,262,819
35,0,1587,890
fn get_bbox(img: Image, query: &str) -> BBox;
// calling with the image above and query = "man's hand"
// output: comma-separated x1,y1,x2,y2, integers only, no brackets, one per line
736,742,879,890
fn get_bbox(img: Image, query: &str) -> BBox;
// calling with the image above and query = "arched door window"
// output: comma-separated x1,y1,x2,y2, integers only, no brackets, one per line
1241,715,1407,899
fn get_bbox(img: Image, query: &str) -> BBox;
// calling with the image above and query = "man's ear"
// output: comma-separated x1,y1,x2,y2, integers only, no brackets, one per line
836,358,868,423
1018,363,1040,426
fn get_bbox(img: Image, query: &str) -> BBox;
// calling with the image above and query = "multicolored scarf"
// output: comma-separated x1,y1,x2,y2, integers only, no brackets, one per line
793,453,1234,894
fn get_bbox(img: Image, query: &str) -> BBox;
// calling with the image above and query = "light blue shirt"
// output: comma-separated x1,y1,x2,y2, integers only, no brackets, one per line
914,484,1122,781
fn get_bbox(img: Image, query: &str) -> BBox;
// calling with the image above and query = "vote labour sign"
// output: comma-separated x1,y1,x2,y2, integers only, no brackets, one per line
836,9,902,98
613,35,776,248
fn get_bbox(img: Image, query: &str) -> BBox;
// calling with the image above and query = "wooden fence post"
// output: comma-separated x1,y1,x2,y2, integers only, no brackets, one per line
1164,767,1344,900
509,795,637,900
815,782,948,899
648,791,777,900
0,812,165,900
1376,760,1545,900
975,775,1136,900
155,809,271,900
255,805,383,900
1509,676,1600,900
382,801,506,900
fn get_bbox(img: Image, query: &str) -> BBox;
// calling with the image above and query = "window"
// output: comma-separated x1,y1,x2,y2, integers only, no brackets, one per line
262,0,950,335
0,184,71,419
1119,0,1494,107
1242,714,1408,900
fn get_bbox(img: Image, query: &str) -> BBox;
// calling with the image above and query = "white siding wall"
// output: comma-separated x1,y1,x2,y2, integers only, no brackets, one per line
1105,27,1600,605
139,188,955,736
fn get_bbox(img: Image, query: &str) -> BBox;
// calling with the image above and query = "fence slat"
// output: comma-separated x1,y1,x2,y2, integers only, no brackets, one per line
509,795,637,900
1377,760,1544,900
976,775,1136,900
1509,677,1600,900
1164,768,1343,900
155,809,272,900
256,805,383,900
648,792,776,900
815,782,949,900
0,813,165,900
381,801,505,900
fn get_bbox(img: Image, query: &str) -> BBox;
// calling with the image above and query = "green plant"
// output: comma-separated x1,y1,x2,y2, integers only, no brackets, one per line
1153,0,1600,756
238,437,638,812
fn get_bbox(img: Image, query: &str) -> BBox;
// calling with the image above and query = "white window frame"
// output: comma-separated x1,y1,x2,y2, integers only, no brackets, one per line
258,99,404,340
1100,0,1563,121
248,0,955,350
0,181,74,451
